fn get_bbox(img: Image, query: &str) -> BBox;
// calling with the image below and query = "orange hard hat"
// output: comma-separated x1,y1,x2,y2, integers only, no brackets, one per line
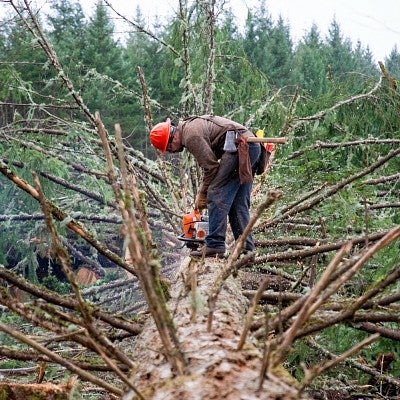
149,118,171,153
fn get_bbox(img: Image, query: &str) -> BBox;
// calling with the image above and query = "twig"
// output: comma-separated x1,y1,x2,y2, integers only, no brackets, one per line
255,147,400,234
207,190,282,331
286,139,400,161
0,321,122,396
255,230,390,264
271,242,353,367
0,159,136,276
306,338,400,387
0,366,38,375
287,77,382,133
237,277,270,350
189,260,198,323
136,66,153,130
298,334,380,395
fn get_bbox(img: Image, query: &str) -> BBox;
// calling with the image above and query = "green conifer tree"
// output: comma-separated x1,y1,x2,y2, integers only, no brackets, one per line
242,0,273,75
385,45,400,83
79,1,126,129
292,24,328,96
47,0,87,71
324,18,355,81
266,15,294,87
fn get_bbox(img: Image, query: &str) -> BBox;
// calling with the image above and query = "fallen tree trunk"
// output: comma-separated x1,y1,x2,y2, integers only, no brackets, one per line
0,379,76,400
122,257,303,400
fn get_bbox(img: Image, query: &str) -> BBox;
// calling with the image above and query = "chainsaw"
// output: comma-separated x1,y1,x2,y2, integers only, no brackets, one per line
178,209,208,249
177,134,284,249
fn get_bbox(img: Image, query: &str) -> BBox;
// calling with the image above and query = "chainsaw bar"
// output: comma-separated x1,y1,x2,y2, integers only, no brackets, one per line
177,234,205,249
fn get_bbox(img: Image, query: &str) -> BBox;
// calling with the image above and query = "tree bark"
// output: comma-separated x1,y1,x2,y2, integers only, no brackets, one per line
122,257,303,400
0,380,76,400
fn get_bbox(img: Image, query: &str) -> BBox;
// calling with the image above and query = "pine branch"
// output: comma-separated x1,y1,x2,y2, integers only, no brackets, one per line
0,347,129,371
352,311,400,324
369,202,400,210
363,172,400,185
286,138,400,161
286,77,383,133
0,320,123,396
351,322,400,341
255,229,391,263
10,0,95,125
1,127,68,135
1,136,108,179
0,101,78,110
0,159,136,277
0,213,121,224
0,265,142,335
255,147,400,233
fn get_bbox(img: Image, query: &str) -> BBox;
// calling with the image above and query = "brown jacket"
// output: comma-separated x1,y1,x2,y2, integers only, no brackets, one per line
176,115,253,194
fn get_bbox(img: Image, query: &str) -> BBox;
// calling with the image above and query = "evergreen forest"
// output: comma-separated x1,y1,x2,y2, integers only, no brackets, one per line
0,0,399,399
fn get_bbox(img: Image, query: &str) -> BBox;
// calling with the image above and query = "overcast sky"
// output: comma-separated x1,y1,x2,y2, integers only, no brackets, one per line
90,0,399,63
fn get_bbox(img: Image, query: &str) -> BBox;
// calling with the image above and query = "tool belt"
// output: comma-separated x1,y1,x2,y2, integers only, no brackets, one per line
223,130,253,184
184,116,257,184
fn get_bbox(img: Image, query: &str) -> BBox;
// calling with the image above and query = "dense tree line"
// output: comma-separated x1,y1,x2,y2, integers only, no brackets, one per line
0,0,399,398
1,0,399,148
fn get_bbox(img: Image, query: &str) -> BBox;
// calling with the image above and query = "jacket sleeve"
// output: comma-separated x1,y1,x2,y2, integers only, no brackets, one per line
184,135,219,195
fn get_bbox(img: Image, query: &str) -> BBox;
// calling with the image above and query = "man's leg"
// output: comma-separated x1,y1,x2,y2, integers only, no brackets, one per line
206,152,240,250
229,183,254,251
228,142,261,251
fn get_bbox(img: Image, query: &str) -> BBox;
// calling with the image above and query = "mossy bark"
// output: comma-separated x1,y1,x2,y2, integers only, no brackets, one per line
0,381,75,400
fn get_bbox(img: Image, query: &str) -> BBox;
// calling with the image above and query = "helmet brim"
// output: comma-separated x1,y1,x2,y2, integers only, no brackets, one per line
161,118,171,153
149,118,171,154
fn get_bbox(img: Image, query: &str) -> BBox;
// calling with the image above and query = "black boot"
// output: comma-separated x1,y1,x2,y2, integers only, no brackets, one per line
190,247,226,258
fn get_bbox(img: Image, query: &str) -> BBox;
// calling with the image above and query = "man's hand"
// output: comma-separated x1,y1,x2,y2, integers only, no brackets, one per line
194,192,207,210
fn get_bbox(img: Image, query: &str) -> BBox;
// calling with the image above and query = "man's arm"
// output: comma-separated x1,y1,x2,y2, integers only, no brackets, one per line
185,135,219,195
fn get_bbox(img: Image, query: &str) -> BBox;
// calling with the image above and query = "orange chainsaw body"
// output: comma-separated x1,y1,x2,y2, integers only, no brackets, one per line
180,210,208,249
182,209,201,238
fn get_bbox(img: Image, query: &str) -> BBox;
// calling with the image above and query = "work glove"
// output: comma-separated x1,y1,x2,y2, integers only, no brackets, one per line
194,192,207,211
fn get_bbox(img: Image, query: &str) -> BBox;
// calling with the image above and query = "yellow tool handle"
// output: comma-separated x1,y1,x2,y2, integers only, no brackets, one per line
246,137,286,144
